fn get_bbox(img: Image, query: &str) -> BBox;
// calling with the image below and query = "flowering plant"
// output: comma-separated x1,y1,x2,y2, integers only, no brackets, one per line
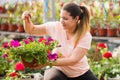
88,42,120,80
0,49,11,76
1,36,60,68
0,36,61,79
4,61,25,80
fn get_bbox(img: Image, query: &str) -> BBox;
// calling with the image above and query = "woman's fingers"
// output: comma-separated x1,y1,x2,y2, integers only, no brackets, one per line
22,11,30,18
22,11,32,23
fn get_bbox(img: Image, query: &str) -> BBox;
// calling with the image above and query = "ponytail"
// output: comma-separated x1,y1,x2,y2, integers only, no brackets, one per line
74,6,90,48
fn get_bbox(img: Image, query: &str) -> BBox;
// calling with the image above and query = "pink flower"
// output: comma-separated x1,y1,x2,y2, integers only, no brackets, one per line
14,62,25,71
2,42,9,48
44,41,49,45
2,52,8,59
47,53,58,61
28,36,34,42
23,39,29,44
103,52,112,58
10,40,21,48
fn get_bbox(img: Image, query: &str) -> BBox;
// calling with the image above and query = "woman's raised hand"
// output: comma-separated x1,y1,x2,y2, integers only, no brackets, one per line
22,11,34,34
22,11,32,23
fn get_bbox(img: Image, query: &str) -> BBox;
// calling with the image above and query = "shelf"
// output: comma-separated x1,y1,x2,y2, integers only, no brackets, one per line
92,36,120,44
0,31,40,37
0,31,120,44
92,36,120,40
0,31,29,36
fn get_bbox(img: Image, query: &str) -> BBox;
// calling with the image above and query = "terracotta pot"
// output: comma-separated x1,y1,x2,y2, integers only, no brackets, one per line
17,24,25,33
97,28,107,37
107,28,118,37
8,24,17,32
22,58,37,68
1,23,8,31
90,28,96,36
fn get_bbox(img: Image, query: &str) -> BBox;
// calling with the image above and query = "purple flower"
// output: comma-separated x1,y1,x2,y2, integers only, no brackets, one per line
47,38,54,42
10,40,21,48
29,36,34,42
47,53,58,61
2,52,8,59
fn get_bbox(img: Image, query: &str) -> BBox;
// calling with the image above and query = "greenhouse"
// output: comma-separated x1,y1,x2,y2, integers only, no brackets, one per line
0,0,120,80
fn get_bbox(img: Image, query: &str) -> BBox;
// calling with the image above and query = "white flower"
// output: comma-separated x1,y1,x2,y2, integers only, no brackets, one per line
112,46,120,58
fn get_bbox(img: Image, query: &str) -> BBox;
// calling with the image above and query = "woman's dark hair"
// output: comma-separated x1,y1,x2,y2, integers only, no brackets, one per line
62,3,90,48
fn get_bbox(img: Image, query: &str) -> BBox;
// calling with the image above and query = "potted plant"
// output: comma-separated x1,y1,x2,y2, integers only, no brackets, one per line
106,20,118,37
8,17,17,32
0,47,13,77
1,18,8,31
5,3,17,13
90,18,96,36
97,19,107,37
115,15,120,36
2,36,60,68
0,4,6,13
0,36,61,80
17,18,25,33
88,42,120,80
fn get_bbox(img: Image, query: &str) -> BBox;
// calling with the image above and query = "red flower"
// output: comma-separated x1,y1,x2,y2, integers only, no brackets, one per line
14,62,25,71
97,42,106,48
9,72,18,77
103,52,112,58
38,38,46,43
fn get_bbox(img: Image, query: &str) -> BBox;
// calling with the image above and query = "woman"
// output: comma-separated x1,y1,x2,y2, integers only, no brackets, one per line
22,2,98,80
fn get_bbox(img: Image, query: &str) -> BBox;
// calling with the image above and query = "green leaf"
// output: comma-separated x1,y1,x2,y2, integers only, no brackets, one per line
24,56,34,63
